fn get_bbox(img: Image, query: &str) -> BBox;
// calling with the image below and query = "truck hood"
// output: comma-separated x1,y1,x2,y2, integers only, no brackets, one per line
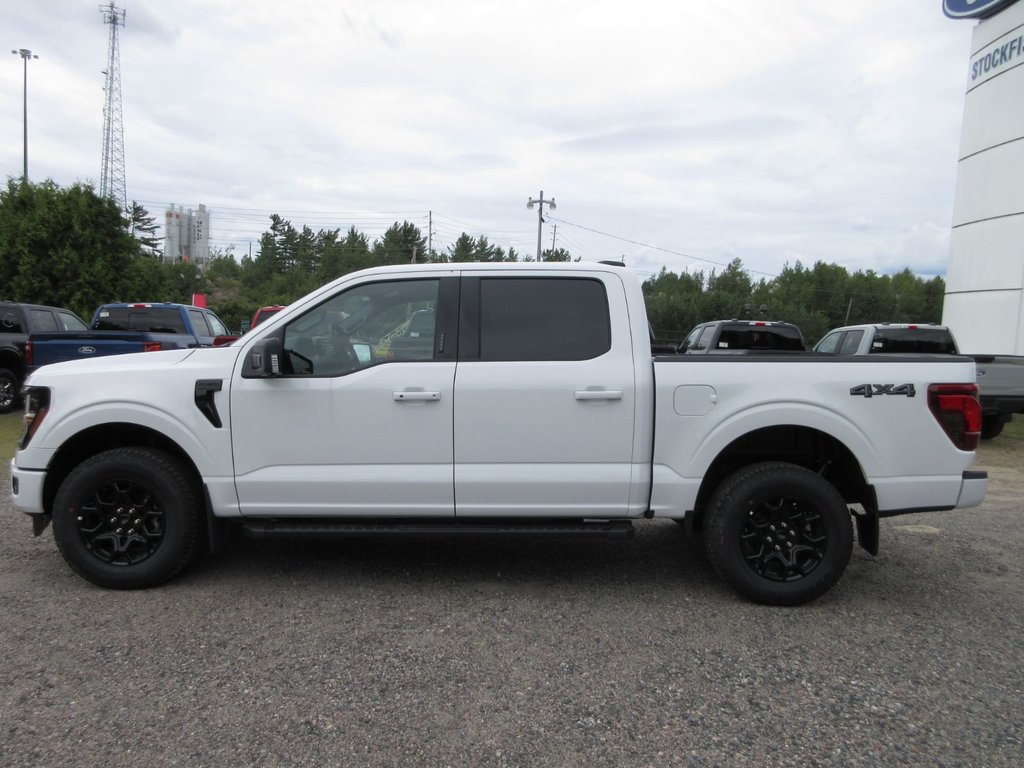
25,346,238,387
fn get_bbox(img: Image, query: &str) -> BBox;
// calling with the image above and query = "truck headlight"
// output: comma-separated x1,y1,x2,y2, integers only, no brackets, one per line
20,386,50,449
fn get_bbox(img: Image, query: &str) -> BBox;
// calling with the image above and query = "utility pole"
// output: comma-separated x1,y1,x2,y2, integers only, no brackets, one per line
526,190,556,262
11,48,38,182
551,224,557,253
428,210,433,259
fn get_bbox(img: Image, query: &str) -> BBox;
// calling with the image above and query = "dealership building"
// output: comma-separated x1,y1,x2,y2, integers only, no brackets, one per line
942,0,1024,353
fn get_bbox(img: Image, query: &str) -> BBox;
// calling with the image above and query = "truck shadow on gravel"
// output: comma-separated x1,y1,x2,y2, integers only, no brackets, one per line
184,519,726,595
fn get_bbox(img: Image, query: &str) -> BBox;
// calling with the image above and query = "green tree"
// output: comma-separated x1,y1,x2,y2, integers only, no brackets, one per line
130,201,162,257
541,247,575,262
373,221,426,265
0,179,140,318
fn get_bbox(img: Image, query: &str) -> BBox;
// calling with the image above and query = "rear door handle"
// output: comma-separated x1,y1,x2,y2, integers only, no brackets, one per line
574,389,623,401
393,391,441,402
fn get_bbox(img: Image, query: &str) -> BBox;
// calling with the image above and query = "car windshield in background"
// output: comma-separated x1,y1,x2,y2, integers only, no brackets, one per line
93,307,188,334
870,329,957,354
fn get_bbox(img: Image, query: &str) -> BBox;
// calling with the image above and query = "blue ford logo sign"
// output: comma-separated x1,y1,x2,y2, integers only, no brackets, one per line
943,0,1018,19
77,346,97,354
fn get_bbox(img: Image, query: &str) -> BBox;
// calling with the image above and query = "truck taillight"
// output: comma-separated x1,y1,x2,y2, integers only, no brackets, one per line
142,341,162,352
928,383,981,452
24,340,33,367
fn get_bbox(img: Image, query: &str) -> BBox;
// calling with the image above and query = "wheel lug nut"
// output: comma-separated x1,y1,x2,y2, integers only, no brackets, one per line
774,545,781,551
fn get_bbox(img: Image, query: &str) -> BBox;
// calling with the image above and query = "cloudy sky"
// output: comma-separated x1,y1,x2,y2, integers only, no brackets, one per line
3,1,980,279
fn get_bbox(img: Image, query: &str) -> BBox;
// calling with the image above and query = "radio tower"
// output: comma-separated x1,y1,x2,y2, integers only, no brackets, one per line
99,2,127,216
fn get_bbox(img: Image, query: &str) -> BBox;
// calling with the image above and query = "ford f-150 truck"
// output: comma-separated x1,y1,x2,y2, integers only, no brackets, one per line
9,263,987,604
814,322,1024,439
25,302,235,372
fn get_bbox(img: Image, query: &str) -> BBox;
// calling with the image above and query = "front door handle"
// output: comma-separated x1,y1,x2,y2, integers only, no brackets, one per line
574,389,623,401
393,390,441,402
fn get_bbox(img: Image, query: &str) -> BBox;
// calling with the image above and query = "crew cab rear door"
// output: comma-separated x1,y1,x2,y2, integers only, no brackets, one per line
453,271,638,517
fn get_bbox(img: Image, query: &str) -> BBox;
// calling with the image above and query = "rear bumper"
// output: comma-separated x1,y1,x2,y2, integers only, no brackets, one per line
956,470,988,509
874,470,987,517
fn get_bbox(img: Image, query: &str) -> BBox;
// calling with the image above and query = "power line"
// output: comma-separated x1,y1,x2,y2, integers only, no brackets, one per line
547,215,779,277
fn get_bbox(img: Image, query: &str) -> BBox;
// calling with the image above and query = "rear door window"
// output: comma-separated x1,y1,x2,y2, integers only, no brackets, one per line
476,277,611,361
57,311,88,331
188,309,213,337
838,330,863,355
27,309,59,332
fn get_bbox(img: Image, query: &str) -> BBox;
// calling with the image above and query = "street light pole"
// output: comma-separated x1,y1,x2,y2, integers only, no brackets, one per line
526,190,556,262
11,48,38,182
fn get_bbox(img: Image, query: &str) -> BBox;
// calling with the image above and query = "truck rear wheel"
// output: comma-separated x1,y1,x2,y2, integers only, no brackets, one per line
52,447,202,589
704,462,853,605
0,367,19,413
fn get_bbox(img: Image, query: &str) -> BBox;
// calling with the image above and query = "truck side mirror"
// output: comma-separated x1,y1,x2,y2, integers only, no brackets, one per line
243,337,283,378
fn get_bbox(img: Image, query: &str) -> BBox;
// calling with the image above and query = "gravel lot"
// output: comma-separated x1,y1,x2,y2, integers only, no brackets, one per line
1,436,1021,767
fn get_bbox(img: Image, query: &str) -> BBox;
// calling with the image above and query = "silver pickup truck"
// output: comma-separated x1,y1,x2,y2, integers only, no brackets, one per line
814,323,1024,438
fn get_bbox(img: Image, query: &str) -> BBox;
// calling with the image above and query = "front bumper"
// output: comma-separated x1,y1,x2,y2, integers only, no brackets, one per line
10,459,46,516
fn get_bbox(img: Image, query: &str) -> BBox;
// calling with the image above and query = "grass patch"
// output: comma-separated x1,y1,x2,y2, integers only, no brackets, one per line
0,411,23,463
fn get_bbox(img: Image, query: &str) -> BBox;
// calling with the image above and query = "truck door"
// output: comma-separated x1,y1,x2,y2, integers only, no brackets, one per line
230,275,459,517
453,272,638,517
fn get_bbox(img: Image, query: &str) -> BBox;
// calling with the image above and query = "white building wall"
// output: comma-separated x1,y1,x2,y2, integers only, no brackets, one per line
943,0,1024,353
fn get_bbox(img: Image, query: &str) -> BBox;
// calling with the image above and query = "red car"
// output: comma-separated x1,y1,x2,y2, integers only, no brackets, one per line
250,305,285,329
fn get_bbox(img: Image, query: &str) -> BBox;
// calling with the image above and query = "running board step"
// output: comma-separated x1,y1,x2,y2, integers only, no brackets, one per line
240,519,635,540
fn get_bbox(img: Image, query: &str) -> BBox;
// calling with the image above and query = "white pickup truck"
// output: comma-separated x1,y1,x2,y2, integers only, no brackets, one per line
10,263,987,604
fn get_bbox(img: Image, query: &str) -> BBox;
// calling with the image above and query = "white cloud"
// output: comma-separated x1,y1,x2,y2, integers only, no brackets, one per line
1,0,977,276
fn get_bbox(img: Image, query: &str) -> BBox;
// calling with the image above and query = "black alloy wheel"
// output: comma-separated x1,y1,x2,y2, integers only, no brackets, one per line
53,447,202,589
704,461,853,605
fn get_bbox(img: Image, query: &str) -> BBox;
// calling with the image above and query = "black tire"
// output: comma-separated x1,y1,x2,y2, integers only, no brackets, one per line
0,366,20,414
981,415,1004,440
52,447,202,589
704,462,853,606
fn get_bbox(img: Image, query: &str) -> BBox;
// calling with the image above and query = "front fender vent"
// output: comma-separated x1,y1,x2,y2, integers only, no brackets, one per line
194,379,223,428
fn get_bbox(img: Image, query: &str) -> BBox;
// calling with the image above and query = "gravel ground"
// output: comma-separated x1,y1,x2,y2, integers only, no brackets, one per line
1,439,1021,767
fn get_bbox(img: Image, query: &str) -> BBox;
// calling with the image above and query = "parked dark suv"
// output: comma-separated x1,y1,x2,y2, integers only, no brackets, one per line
0,302,88,412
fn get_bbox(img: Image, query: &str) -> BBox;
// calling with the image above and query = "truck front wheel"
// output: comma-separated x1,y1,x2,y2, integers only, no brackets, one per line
704,462,853,605
52,447,202,589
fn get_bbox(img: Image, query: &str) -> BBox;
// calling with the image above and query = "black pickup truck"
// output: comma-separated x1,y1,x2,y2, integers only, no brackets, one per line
0,302,89,413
